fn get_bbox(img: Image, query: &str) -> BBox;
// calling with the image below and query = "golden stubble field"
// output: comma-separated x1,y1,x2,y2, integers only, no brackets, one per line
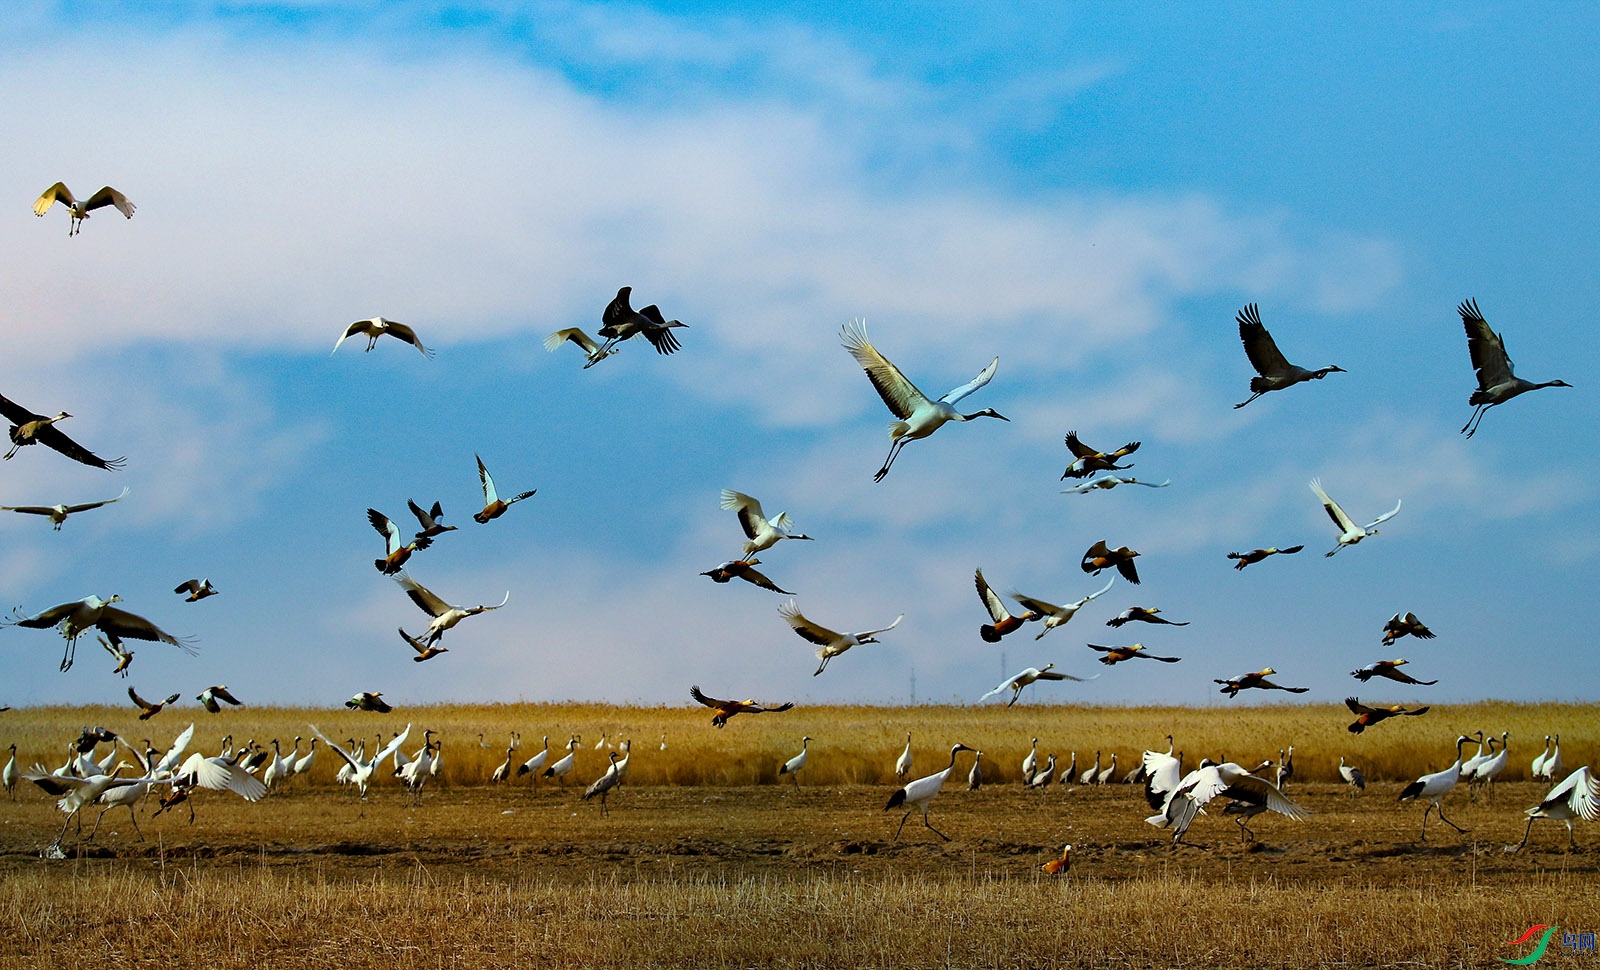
2,702,1597,969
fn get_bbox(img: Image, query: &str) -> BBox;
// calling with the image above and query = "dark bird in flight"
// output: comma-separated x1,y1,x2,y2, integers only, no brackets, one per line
196,685,243,713
700,558,793,594
1089,643,1182,665
595,286,688,364
1061,431,1140,480
1232,303,1345,409
1215,668,1308,697
346,691,393,713
1382,612,1435,645
128,687,180,720
1457,298,1569,438
974,568,1036,642
1226,545,1304,570
1106,606,1188,628
174,579,219,602
0,392,124,469
1081,540,1141,584
1350,659,1438,686
1345,696,1430,734
689,685,794,728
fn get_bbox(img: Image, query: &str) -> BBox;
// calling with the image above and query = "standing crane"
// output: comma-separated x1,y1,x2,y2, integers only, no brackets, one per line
895,733,913,780
1021,738,1038,784
1457,298,1570,438
541,736,580,787
1531,735,1553,780
839,320,1006,482
884,743,975,842
779,737,809,784
1338,756,1366,795
1028,754,1057,789
1231,303,1345,408
582,753,624,814
516,736,551,784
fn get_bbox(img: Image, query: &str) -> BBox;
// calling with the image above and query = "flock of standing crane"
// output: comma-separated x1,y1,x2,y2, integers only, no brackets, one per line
2,180,1593,860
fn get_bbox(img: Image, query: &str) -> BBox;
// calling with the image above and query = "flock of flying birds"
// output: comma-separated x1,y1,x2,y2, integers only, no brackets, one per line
4,181,1595,857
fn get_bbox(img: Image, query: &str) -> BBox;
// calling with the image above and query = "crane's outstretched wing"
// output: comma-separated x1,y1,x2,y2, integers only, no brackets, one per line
689,685,731,710
394,572,451,617
939,356,999,405
33,182,74,215
778,601,838,644
1237,303,1291,377
97,607,196,654
1308,478,1356,533
1459,298,1513,393
1363,499,1402,531
720,490,768,540
839,320,930,420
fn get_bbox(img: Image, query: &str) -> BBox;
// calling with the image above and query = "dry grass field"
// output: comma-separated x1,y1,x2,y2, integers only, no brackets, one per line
3,702,1597,968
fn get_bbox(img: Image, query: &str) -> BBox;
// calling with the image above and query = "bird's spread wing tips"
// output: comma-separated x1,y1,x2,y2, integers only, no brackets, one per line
1366,499,1402,529
939,356,999,405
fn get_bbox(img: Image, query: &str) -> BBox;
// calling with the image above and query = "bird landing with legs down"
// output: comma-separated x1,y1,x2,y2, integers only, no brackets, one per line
34,182,135,235
1457,298,1569,438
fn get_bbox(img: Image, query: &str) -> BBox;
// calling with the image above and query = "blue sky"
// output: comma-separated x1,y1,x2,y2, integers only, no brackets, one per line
0,2,1595,709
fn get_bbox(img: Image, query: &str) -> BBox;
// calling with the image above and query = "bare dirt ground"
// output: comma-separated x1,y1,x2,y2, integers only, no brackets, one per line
3,779,1598,968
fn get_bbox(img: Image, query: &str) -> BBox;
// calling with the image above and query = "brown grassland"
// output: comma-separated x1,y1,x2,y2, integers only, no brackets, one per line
2,701,1597,968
